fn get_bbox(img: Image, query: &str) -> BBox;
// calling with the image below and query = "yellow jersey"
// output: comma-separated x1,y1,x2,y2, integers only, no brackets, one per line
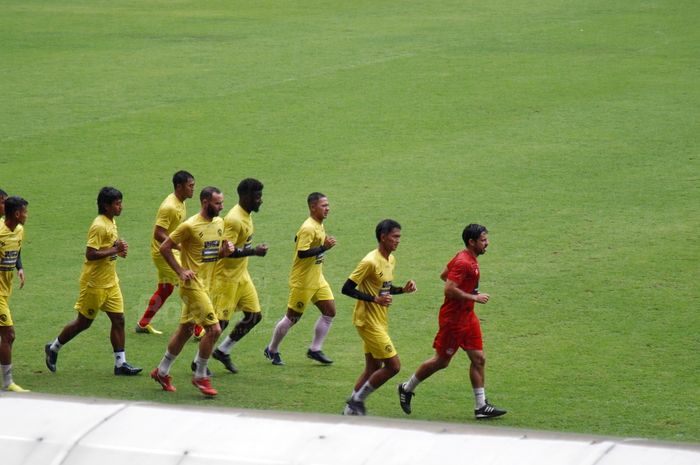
79,215,120,288
289,217,326,289
150,193,186,257
169,213,224,291
349,249,395,328
0,222,24,296
216,204,253,282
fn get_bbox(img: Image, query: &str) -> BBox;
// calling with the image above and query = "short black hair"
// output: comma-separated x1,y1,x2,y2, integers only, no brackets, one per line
237,178,264,196
462,224,488,247
97,187,123,214
307,192,326,206
375,219,401,242
4,196,28,217
172,170,194,189
200,186,221,202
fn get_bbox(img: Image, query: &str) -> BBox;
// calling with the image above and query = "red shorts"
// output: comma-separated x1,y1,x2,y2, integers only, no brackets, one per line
432,310,482,358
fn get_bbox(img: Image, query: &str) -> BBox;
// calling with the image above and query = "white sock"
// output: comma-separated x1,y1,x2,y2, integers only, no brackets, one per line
1,364,12,388
474,387,486,409
158,351,177,376
114,351,126,368
218,335,236,354
269,316,294,353
194,355,209,379
50,338,62,352
404,374,421,393
353,381,375,402
310,315,333,351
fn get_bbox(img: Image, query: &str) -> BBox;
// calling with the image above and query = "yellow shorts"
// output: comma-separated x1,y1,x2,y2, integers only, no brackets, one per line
152,252,180,285
355,323,397,359
0,296,13,326
287,283,334,314
179,287,219,327
212,277,261,321
74,284,124,319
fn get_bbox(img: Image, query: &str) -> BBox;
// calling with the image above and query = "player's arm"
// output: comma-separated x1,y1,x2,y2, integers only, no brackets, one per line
439,266,448,281
154,225,179,250
444,279,489,304
16,251,25,289
390,280,417,294
86,241,127,260
160,237,194,281
230,244,268,258
342,279,391,306
297,227,335,258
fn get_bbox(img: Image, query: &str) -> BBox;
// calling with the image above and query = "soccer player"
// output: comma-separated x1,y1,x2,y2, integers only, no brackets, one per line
135,170,195,335
44,187,142,376
0,189,25,290
397,224,507,419
264,192,337,366
342,219,416,416
150,187,233,396
0,196,30,392
205,178,268,374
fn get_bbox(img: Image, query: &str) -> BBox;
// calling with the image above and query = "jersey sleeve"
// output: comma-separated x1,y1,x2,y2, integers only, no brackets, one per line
85,221,105,250
295,223,315,251
348,258,372,285
169,221,191,245
155,204,175,229
225,216,243,244
445,255,468,284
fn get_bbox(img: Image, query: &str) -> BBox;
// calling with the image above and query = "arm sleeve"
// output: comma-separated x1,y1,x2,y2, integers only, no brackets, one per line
342,279,375,302
15,251,22,270
298,246,325,258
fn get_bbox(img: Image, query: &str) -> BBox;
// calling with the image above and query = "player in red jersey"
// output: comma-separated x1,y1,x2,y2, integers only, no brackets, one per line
398,224,506,419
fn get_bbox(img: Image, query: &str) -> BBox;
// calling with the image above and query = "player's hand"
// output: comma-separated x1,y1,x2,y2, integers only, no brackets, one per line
375,294,393,306
115,239,128,258
255,244,269,257
324,236,337,250
474,293,490,304
403,280,417,293
18,268,25,289
179,269,196,282
220,240,235,257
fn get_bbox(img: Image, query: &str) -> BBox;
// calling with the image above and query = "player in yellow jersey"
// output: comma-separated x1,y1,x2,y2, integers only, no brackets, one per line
135,170,195,335
151,187,234,397
264,192,337,366
0,189,25,290
45,187,142,376
0,196,30,392
200,178,268,374
341,219,416,416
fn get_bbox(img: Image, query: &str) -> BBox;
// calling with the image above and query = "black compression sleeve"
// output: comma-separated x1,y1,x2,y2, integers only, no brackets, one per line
298,246,325,259
342,279,375,303
229,247,255,258
16,251,22,270
389,285,404,295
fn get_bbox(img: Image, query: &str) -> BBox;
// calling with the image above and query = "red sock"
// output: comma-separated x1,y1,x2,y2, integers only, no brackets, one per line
139,283,174,327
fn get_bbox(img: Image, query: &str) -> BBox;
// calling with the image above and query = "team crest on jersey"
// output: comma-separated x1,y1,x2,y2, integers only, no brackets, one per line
385,344,393,353
0,314,7,323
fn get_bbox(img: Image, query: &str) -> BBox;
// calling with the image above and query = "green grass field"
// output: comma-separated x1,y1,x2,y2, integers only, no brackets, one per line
2,0,698,442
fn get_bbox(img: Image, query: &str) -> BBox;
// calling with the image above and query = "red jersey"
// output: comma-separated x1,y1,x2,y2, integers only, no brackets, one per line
438,250,480,327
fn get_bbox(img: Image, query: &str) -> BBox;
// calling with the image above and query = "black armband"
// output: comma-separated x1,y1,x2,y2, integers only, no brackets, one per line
389,285,404,295
342,279,375,303
16,251,23,270
298,246,325,259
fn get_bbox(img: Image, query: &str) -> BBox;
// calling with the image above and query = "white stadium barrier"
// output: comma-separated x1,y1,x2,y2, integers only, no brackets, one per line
2,394,698,465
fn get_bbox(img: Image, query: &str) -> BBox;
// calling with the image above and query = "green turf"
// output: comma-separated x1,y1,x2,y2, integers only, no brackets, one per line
1,0,698,442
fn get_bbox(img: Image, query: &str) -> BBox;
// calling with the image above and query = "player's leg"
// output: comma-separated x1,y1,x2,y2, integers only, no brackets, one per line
343,352,381,416
151,322,194,392
136,283,174,334
308,297,335,364
398,351,452,414
45,307,94,373
266,287,308,364
0,323,27,392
